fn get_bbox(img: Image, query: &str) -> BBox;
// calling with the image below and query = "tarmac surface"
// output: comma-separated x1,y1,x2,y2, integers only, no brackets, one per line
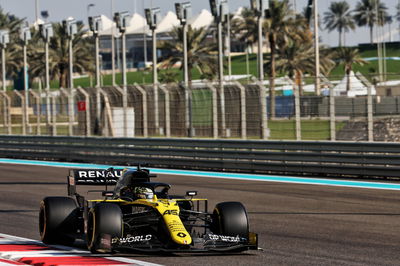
0,163,399,265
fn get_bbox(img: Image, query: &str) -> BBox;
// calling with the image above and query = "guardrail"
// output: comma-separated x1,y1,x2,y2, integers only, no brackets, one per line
1,135,400,179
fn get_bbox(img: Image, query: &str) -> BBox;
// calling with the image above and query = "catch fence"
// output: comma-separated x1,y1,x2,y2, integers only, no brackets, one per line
0,80,399,141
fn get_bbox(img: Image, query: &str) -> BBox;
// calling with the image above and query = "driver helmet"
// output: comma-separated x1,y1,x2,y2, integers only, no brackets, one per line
134,187,154,199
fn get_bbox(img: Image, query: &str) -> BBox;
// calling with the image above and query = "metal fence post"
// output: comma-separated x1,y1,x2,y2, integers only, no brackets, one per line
51,94,57,136
235,81,247,139
356,72,374,142
60,88,74,136
329,87,336,141
98,88,114,137
252,78,268,139
159,84,171,138
294,86,301,140
29,89,41,135
0,91,11,134
206,82,219,139
367,85,373,142
182,84,193,137
134,84,148,138
77,87,91,136
45,89,51,135
14,90,26,135
68,90,74,136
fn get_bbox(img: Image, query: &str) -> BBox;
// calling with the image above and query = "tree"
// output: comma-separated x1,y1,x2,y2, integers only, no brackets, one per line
159,26,217,84
231,8,259,48
29,22,94,88
353,0,389,43
264,0,296,118
271,32,335,96
334,47,367,91
231,8,258,80
323,1,355,47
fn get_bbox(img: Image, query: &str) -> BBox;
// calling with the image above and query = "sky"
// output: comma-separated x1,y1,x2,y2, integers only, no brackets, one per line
0,0,399,47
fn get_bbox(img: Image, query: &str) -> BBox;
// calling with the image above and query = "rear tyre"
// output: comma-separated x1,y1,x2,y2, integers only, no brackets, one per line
39,197,79,245
87,203,122,253
212,201,249,238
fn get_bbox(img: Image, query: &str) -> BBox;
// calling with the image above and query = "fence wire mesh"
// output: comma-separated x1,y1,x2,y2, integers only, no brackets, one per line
1,77,400,142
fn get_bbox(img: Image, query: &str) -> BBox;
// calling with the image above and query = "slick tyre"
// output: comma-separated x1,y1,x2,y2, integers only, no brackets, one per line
212,201,249,238
87,203,122,253
39,197,79,245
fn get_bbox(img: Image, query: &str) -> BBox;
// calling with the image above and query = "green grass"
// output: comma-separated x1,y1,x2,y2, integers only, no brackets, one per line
0,113,346,140
268,120,345,140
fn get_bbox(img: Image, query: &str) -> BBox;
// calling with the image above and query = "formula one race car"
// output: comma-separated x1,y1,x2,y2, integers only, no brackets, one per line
39,166,258,253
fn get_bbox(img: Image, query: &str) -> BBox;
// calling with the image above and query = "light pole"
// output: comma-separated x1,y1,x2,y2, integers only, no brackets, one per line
0,30,9,92
20,26,31,135
145,7,161,135
111,0,116,85
39,23,53,91
89,16,103,134
114,11,130,137
175,2,191,87
250,0,268,81
87,3,95,18
175,1,193,137
210,0,228,137
39,23,53,133
226,11,231,81
313,0,320,95
35,0,40,23
63,18,77,136
0,30,9,135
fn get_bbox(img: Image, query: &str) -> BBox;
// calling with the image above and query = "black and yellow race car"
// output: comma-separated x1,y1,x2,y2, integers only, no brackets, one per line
39,166,259,253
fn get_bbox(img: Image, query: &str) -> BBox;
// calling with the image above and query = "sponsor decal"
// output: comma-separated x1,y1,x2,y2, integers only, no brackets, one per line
163,210,178,216
77,170,122,178
167,221,185,232
177,232,186,238
207,234,240,243
72,169,123,185
112,235,152,244
76,170,122,179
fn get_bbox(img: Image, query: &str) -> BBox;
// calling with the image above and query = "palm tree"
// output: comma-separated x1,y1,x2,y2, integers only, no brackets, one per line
264,0,295,119
29,22,94,88
353,0,389,43
231,8,258,79
323,1,355,47
231,8,259,48
159,26,217,83
334,47,368,91
270,32,335,96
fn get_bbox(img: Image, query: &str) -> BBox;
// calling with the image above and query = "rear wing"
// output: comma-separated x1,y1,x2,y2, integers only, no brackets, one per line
67,168,123,196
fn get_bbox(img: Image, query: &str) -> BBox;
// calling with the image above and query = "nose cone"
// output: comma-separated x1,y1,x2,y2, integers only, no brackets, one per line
172,231,192,245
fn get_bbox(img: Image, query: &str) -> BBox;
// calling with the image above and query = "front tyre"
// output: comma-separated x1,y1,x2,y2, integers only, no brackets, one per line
87,203,122,253
39,197,79,245
212,201,249,238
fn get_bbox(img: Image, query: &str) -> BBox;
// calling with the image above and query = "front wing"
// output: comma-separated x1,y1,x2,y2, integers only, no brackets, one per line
105,232,258,253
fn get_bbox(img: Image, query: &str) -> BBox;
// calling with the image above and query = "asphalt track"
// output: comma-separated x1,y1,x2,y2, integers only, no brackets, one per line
0,163,399,265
